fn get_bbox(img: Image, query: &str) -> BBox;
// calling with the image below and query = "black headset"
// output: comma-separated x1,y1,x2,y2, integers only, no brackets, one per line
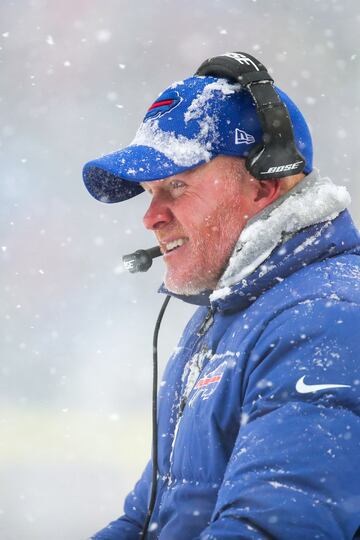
195,51,305,180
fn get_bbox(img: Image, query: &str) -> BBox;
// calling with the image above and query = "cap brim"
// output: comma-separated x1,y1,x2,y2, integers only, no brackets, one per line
83,145,206,203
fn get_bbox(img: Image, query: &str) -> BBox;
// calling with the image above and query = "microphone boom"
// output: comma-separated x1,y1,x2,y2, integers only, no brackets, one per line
122,246,162,273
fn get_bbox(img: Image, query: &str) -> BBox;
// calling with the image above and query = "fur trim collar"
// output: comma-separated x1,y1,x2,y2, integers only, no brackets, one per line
217,170,351,290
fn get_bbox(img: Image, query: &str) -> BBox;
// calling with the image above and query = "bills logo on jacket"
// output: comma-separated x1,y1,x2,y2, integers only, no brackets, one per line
144,90,182,121
189,361,227,407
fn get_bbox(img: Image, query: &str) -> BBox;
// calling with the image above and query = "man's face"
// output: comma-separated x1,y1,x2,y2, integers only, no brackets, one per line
142,156,270,295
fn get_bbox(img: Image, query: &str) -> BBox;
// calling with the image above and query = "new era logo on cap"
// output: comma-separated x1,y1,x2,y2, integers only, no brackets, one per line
235,128,255,145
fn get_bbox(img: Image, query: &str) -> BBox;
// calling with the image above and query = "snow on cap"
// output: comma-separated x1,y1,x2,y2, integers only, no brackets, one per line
83,76,313,203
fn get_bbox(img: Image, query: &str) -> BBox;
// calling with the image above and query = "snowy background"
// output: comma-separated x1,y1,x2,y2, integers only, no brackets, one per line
0,0,359,538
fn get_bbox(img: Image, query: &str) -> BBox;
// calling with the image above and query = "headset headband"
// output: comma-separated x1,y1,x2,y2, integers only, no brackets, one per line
195,52,305,179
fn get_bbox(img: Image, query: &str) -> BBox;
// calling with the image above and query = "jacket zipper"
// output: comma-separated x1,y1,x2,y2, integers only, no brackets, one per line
197,306,215,336
167,306,215,484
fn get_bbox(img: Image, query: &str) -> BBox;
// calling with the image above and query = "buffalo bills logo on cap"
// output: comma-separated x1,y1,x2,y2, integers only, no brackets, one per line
144,89,182,121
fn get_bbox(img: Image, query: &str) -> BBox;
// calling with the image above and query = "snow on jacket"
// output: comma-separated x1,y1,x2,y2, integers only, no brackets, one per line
91,170,360,539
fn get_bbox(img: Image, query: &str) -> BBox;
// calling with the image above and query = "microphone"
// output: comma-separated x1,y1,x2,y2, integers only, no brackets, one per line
122,246,162,273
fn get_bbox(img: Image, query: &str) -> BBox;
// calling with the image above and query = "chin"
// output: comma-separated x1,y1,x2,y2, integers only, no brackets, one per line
164,271,215,296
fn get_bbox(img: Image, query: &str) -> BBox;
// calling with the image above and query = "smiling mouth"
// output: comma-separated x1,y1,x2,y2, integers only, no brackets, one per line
163,237,189,254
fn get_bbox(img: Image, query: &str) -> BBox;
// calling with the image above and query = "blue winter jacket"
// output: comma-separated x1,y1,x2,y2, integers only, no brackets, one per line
92,205,360,539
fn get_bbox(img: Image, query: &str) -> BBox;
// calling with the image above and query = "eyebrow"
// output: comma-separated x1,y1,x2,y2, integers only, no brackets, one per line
140,166,200,193
141,177,182,190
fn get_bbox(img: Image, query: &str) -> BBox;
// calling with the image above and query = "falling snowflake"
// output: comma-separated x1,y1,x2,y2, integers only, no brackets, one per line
95,29,112,43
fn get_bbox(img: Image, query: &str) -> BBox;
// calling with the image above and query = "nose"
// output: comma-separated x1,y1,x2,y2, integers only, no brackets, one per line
143,193,173,231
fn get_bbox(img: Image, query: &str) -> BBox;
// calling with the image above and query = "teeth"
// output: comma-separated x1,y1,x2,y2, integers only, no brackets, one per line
165,238,187,252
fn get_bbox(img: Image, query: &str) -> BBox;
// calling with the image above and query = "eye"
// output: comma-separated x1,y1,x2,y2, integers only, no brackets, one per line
169,180,186,191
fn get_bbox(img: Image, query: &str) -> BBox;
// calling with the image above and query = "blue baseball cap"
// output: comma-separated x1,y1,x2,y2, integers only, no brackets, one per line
83,76,313,203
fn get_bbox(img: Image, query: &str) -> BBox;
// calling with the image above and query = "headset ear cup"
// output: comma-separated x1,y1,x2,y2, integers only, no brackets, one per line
195,52,307,179
245,144,263,178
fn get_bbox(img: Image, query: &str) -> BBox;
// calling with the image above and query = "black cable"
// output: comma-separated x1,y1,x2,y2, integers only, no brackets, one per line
140,294,171,539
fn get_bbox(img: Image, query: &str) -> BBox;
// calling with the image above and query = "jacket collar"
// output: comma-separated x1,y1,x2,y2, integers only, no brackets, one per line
212,209,360,312
217,169,350,291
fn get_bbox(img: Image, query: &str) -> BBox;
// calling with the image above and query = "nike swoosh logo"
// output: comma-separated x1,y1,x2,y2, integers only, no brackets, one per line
296,375,351,394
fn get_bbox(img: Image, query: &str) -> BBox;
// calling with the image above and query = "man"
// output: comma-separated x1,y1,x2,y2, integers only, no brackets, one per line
83,54,360,539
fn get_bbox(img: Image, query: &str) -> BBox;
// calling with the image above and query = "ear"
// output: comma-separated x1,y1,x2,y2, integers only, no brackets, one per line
254,178,281,206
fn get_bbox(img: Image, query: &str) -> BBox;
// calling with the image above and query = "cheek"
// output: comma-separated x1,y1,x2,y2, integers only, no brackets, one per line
178,191,251,244
215,204,248,248
191,215,221,241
